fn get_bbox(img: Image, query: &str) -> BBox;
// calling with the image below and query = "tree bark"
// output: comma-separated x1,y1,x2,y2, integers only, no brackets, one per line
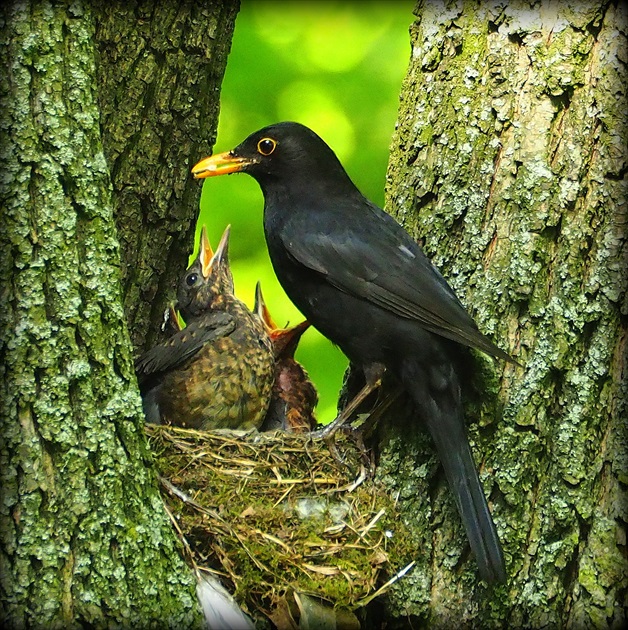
379,0,627,627
95,1,239,350
0,1,237,627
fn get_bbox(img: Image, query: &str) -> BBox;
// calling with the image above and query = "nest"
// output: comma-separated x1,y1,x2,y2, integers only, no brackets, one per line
146,424,415,626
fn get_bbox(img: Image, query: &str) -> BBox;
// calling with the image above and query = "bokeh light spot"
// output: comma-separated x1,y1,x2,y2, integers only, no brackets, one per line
276,81,355,162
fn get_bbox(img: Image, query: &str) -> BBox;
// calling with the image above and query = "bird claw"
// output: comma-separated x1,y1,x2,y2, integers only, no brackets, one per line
323,432,347,467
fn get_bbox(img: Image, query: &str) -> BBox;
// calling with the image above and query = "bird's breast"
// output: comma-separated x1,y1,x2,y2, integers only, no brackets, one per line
156,315,274,431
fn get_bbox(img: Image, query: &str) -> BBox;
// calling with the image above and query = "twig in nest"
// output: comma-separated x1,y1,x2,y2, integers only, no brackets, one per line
356,560,416,607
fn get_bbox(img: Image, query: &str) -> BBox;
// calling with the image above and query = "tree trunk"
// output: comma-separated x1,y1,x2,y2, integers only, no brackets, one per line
0,1,237,627
379,0,627,627
95,1,239,350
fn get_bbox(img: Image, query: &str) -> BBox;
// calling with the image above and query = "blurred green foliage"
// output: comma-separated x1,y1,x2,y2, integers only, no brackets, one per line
196,0,413,422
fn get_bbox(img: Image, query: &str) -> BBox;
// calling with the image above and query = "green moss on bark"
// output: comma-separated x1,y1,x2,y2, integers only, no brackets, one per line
381,0,627,626
94,1,240,350
0,1,238,626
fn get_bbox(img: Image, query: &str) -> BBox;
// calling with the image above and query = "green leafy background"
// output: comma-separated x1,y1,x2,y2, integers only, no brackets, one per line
196,0,413,422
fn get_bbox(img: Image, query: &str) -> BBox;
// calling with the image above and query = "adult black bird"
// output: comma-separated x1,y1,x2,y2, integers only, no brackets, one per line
135,226,275,431
191,122,515,583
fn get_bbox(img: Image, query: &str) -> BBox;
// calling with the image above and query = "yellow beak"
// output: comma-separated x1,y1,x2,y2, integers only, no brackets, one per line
199,225,231,278
191,151,254,178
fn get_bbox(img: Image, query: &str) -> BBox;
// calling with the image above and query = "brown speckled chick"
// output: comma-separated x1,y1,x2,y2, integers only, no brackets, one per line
255,283,318,433
135,226,275,431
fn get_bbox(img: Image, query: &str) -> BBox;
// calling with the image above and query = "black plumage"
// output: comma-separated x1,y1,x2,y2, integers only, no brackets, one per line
192,122,516,582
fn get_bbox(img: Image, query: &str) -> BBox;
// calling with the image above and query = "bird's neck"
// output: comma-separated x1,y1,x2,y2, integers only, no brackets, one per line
221,294,252,321
259,172,362,218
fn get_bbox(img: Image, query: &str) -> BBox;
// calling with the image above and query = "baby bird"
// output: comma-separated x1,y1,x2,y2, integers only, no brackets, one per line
255,283,318,433
135,226,275,431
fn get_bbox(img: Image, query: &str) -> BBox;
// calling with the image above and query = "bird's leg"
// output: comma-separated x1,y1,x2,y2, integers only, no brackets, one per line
312,363,386,439
344,383,404,474
355,383,404,441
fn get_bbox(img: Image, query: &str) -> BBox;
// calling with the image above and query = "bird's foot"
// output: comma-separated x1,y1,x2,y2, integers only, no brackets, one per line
309,414,349,440
322,432,347,467
310,371,385,441
344,421,376,476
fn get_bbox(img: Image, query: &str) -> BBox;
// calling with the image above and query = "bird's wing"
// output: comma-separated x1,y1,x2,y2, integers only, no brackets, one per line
135,311,236,381
283,204,512,361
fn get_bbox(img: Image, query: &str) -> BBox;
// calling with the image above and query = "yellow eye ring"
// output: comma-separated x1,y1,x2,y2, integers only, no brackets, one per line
257,138,277,156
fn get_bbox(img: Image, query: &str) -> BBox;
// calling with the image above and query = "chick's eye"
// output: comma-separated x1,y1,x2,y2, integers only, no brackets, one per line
185,272,198,286
257,138,276,156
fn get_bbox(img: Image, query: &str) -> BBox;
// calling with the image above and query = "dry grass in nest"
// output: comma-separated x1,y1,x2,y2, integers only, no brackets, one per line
146,424,415,621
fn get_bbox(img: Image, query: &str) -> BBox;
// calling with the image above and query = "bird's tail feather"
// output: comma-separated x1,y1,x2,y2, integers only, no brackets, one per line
423,408,506,583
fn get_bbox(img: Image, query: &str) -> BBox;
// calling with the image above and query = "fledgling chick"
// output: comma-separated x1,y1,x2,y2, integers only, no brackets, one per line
255,282,317,433
135,226,275,431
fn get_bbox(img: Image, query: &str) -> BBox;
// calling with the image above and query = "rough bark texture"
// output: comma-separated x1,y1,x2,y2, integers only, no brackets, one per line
0,1,236,626
379,1,627,627
95,1,239,350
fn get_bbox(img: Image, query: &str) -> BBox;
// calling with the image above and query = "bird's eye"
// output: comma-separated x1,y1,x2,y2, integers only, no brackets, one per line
257,138,276,156
185,272,198,286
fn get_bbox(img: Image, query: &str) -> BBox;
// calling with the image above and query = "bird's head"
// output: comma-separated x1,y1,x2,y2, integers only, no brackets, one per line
254,281,310,359
191,122,353,191
177,225,234,319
